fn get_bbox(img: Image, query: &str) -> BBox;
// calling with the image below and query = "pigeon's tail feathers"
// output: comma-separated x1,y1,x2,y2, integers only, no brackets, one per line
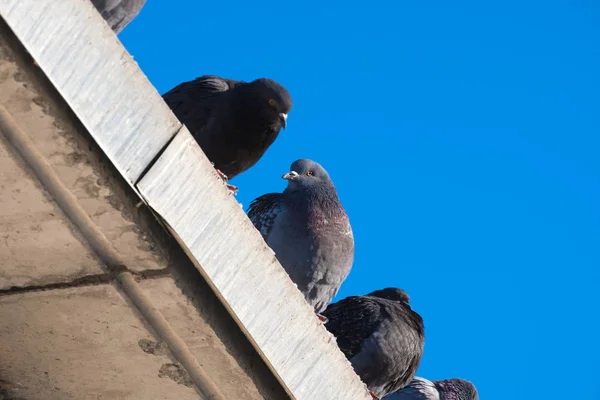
247,193,285,240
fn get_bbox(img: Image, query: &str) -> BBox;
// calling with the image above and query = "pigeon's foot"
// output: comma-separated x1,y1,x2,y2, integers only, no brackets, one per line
369,391,379,399
226,184,239,194
316,313,329,323
214,168,238,195
215,168,229,183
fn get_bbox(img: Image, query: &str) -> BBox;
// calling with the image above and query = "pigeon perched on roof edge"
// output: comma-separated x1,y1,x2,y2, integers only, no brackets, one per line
91,0,146,34
384,377,479,400
322,287,425,399
247,159,354,316
163,75,292,192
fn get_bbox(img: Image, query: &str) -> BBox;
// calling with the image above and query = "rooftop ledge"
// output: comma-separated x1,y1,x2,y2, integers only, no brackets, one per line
0,1,373,399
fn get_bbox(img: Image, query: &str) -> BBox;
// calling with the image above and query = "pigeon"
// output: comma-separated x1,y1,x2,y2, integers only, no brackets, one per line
91,0,146,34
247,159,354,317
322,288,425,399
163,76,292,192
384,377,479,400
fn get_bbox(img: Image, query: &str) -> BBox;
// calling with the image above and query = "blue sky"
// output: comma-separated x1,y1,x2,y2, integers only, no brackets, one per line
121,1,600,399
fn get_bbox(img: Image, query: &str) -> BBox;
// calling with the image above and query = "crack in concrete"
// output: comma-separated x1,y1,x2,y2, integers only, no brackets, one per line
133,267,172,280
0,267,171,296
0,272,115,296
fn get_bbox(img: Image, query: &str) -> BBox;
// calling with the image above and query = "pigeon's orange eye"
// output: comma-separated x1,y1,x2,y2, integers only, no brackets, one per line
306,171,314,177
268,99,276,106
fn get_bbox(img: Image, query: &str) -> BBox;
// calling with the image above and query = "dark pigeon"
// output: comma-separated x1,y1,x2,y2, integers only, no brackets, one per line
322,288,425,399
384,377,479,400
163,76,292,191
248,159,354,316
91,0,146,34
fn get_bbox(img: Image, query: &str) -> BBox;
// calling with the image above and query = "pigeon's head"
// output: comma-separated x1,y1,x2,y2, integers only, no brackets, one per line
282,159,333,191
248,78,293,129
434,379,479,400
367,288,411,304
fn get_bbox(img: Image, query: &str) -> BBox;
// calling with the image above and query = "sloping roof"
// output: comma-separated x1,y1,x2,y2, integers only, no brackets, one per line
0,1,372,399
0,17,287,400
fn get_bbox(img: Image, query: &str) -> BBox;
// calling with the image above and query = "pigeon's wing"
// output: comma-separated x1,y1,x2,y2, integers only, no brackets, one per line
369,305,425,396
247,194,285,241
322,296,384,360
384,378,437,400
340,301,424,397
162,76,241,140
163,75,238,110
91,0,145,33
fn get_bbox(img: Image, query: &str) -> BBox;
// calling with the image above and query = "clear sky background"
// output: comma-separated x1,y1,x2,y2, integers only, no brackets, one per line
120,2,600,399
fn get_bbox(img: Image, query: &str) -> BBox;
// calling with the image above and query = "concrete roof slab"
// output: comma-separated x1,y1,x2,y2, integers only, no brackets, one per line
0,137,105,290
0,284,201,400
0,31,167,279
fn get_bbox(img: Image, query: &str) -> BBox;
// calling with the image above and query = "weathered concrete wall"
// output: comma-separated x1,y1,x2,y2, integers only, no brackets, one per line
0,285,201,400
1,0,377,396
0,20,289,400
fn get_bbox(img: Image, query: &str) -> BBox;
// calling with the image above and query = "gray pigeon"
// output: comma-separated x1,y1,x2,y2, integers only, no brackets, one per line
322,288,425,399
384,377,479,400
163,76,292,192
247,159,354,317
91,0,146,34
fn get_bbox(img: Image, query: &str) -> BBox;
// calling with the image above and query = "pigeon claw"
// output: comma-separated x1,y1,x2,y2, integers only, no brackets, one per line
316,313,329,323
214,168,238,195
215,168,229,183
226,184,239,195
369,391,379,399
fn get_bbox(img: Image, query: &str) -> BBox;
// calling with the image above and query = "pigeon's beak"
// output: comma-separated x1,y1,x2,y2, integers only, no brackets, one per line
282,170,299,180
279,113,288,129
